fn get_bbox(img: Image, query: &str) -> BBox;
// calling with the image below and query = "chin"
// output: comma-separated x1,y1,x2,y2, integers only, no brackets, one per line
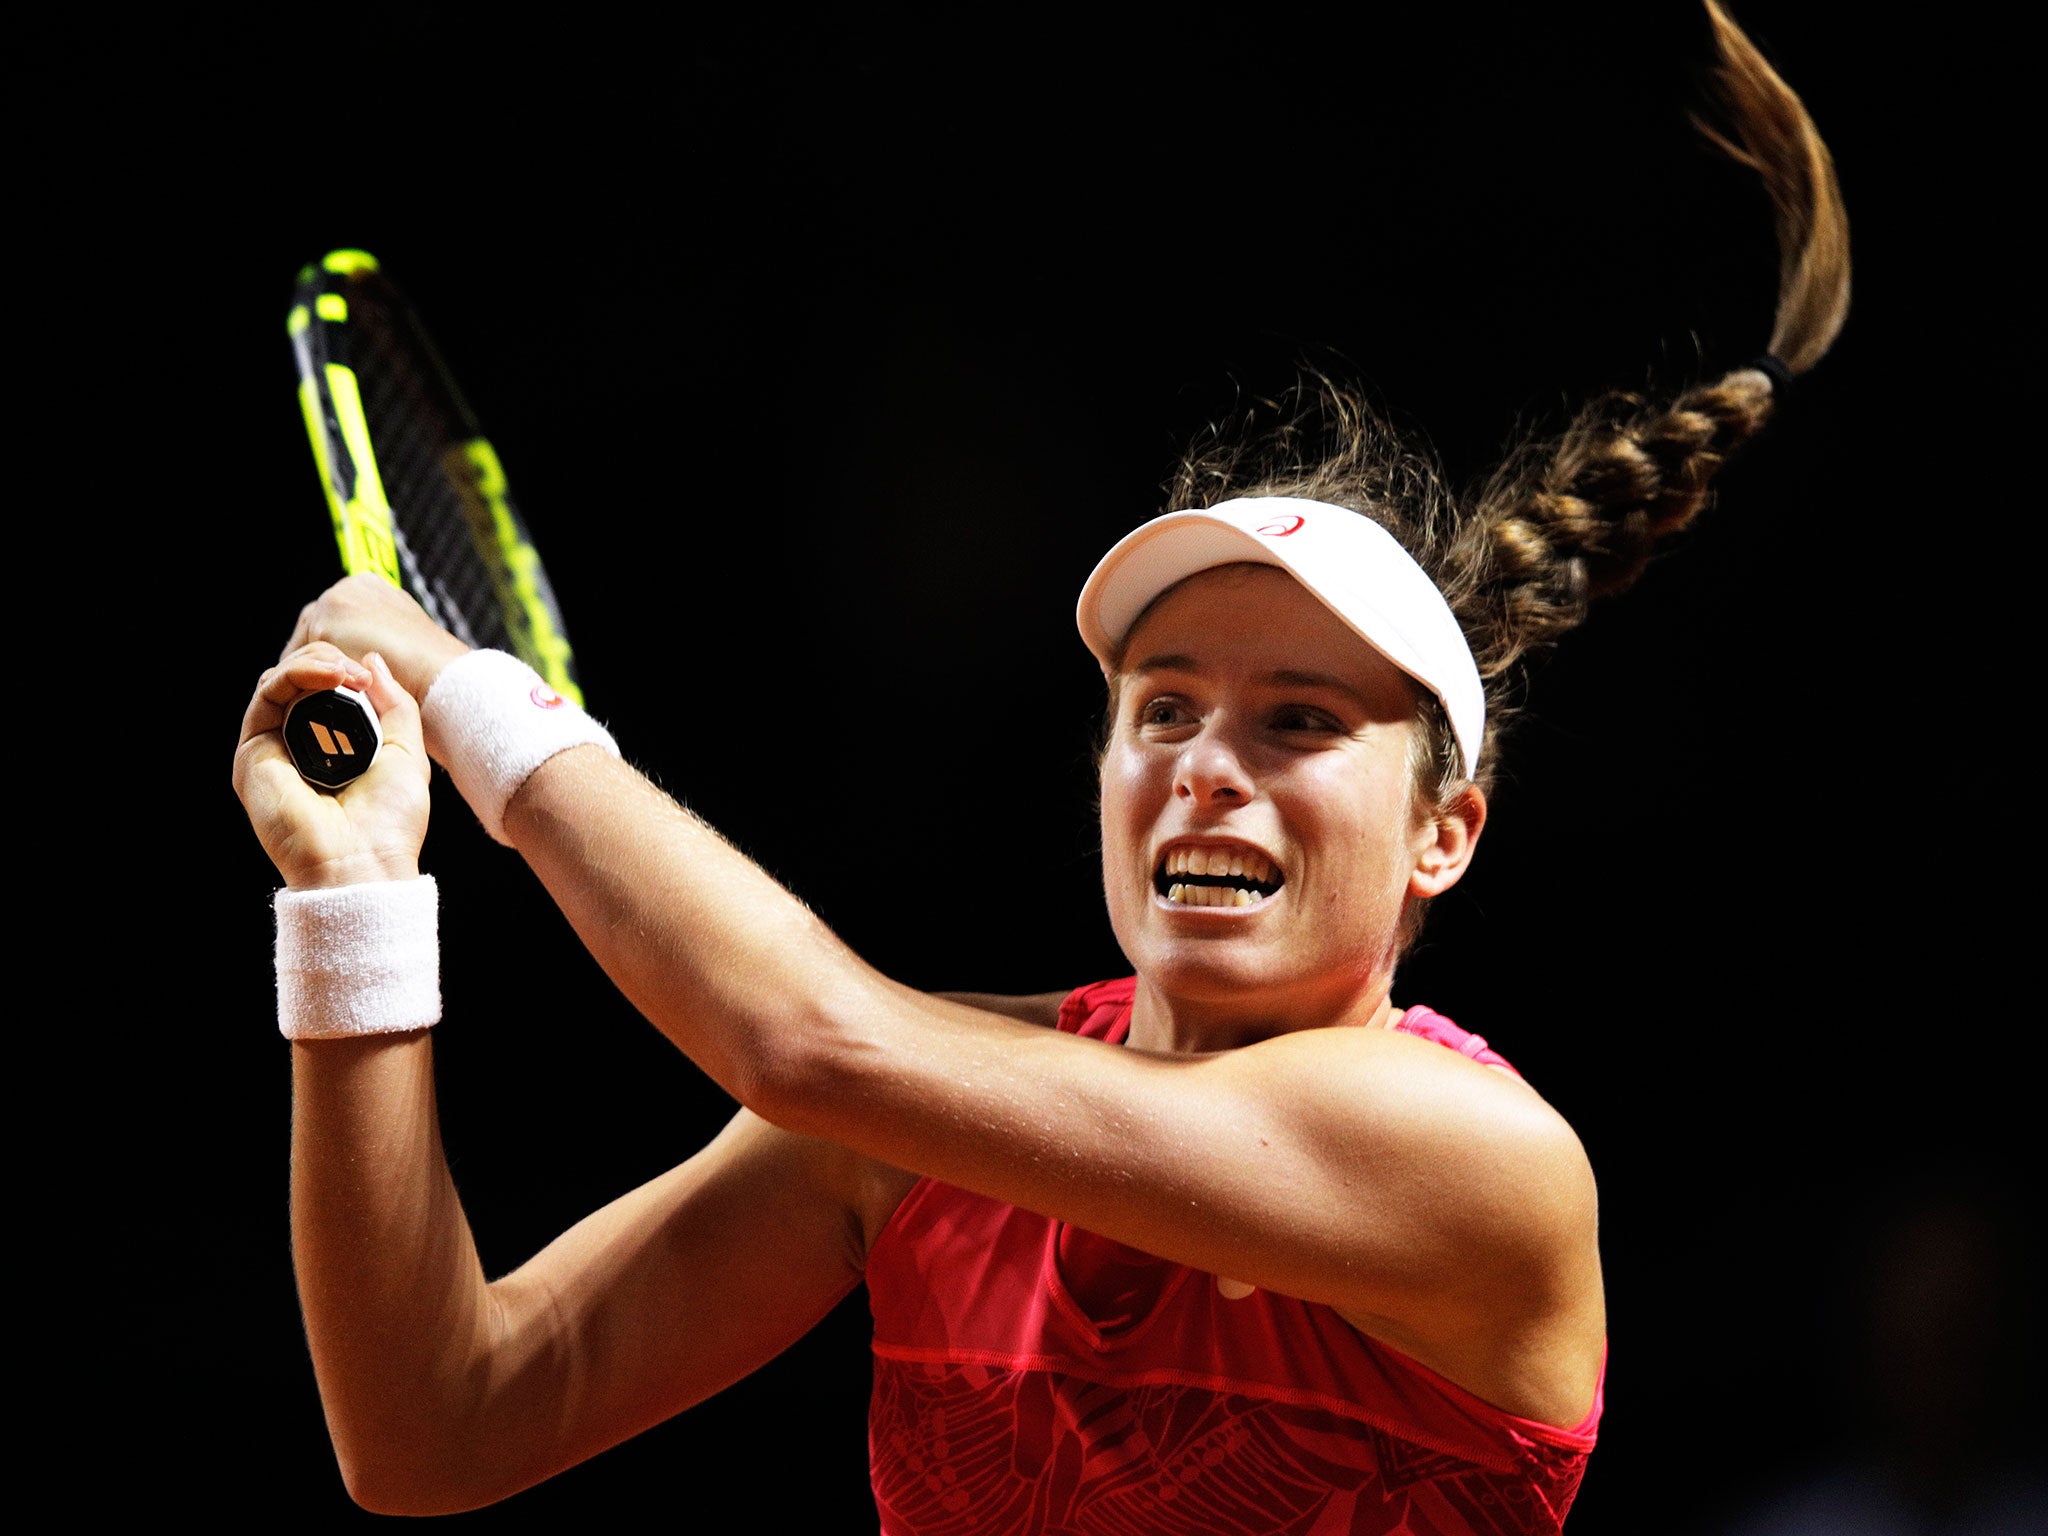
1114,905,1397,1027
1124,931,1310,1009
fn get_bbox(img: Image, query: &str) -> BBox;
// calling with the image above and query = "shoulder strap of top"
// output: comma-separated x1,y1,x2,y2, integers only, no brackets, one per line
1393,1005,1523,1080
1057,977,1137,1041
1051,985,1518,1077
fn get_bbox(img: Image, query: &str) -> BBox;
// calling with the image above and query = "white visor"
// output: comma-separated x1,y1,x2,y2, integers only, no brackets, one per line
1075,497,1485,778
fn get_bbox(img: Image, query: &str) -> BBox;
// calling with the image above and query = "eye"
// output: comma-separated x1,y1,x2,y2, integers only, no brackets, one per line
1271,704,1342,733
1136,696,1192,730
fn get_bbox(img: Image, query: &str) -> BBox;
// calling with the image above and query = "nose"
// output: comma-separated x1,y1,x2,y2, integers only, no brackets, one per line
1173,722,1254,806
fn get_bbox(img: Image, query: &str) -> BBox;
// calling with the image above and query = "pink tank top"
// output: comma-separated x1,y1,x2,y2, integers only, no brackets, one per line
865,977,1602,1535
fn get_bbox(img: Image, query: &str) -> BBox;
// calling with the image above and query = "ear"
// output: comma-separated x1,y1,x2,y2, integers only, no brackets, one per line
1408,784,1486,900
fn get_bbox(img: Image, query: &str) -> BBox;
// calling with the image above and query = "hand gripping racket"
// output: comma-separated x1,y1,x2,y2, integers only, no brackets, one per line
283,250,583,788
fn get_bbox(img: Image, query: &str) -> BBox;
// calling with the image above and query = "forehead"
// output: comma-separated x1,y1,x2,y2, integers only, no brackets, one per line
1118,564,1421,717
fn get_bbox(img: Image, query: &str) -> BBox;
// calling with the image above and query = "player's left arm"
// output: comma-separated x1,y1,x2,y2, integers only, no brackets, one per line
499,746,1598,1376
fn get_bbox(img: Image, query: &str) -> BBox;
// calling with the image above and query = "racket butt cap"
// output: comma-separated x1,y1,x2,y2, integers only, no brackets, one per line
283,686,383,790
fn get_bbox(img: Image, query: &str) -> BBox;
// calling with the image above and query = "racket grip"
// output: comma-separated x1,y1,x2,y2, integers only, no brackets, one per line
284,687,383,789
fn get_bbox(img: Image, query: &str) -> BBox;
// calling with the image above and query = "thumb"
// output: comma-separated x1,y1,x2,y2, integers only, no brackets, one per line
362,651,425,757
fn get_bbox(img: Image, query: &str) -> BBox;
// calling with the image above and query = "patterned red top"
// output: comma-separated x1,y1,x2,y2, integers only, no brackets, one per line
865,977,1602,1535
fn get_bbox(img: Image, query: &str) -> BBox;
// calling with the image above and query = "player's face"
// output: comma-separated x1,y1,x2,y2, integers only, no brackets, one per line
1099,564,1447,1034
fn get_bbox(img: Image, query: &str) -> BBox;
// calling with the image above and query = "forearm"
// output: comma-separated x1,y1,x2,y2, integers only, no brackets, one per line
290,1033,504,1513
502,745,889,1113
498,748,1143,1192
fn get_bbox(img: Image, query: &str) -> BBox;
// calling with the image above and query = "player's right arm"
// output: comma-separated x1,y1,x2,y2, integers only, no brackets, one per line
293,1052,873,1513
239,648,877,1515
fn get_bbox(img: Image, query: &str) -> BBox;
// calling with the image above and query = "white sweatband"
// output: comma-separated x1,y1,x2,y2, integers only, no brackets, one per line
422,650,620,845
275,877,441,1040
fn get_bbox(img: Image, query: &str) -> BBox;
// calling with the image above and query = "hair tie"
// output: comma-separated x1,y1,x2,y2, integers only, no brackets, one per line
1744,353,1796,395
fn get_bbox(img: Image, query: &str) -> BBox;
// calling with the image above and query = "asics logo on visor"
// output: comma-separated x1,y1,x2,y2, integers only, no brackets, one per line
1255,515,1306,536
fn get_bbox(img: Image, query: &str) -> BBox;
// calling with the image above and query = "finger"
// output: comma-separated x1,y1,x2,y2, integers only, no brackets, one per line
290,638,372,673
360,651,425,757
240,646,375,746
231,714,308,803
284,599,318,663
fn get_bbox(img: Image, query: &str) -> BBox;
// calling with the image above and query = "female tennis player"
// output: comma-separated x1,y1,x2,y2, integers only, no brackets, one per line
233,7,1845,1529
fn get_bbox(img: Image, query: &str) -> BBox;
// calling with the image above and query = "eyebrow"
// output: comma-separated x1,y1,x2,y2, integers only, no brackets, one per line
1128,654,1376,712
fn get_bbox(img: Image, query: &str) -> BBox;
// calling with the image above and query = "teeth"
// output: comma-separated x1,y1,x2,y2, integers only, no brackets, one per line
1159,847,1279,881
1164,883,1267,907
1157,845,1285,898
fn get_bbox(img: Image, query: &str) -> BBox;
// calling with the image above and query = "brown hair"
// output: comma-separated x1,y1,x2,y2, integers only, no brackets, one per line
1160,1,1848,814
1145,3,1849,949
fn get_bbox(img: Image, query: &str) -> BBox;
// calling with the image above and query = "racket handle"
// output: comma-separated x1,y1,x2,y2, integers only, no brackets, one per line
284,687,383,789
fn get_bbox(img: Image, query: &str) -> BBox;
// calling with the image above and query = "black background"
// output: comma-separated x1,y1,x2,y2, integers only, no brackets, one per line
53,3,2036,1528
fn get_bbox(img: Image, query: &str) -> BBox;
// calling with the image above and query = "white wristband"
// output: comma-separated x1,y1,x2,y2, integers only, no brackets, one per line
422,650,620,846
275,877,441,1040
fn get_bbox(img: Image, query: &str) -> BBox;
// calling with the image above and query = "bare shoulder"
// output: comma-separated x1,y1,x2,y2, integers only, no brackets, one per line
1276,1028,1603,1429
931,989,1070,1028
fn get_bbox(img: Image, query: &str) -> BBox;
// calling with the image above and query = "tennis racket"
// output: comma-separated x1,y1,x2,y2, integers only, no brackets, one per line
282,249,583,788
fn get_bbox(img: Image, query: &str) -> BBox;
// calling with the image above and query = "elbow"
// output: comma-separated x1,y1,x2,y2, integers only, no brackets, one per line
330,1419,534,1517
339,1462,441,1518
336,1449,474,1518
338,1454,523,1519
737,976,889,1141
338,1453,443,1517
311,1266,561,1515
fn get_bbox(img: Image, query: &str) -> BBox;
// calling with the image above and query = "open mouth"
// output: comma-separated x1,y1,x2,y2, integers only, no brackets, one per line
1153,844,1285,908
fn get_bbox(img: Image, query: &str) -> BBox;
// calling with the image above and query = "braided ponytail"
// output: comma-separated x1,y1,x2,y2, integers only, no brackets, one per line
1458,0,1850,700
1164,1,1849,817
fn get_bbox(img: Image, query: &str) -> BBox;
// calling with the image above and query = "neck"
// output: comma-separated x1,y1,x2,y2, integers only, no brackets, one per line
1124,971,1401,1054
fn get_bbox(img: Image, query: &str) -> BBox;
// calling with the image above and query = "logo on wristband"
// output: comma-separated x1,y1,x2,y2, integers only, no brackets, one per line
530,684,565,710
